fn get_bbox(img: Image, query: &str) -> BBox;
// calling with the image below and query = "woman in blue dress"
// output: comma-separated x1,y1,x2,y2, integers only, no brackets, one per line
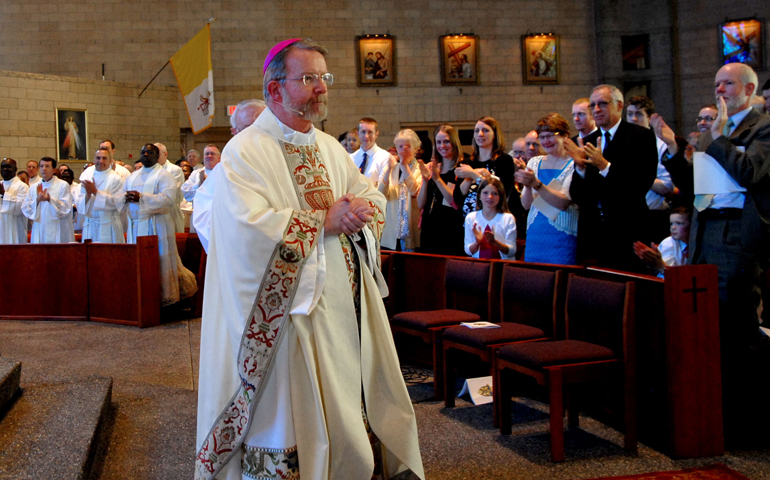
514,113,579,265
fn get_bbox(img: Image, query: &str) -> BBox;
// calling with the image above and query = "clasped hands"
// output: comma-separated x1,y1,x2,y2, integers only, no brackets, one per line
125,190,142,203
36,183,50,203
564,137,609,171
324,193,375,236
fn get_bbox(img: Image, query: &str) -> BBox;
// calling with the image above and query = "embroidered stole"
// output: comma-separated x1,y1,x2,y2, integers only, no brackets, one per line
195,140,335,480
125,165,163,237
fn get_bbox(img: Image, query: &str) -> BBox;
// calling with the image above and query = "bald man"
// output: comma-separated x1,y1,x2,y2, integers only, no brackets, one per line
154,142,185,233
655,63,770,438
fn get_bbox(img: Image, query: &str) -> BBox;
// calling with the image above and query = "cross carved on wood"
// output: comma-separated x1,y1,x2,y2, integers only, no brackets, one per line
683,276,708,313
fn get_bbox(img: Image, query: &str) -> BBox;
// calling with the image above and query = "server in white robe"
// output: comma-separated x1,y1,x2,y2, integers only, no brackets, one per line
0,159,29,244
125,144,197,306
181,145,222,236
196,39,423,480
21,157,75,244
155,142,186,233
78,147,126,243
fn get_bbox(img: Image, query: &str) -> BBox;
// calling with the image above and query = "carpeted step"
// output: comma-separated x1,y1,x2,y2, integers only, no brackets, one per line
0,376,113,480
0,356,22,417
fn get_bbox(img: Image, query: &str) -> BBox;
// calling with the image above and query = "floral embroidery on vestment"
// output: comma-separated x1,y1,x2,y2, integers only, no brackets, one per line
195,139,333,480
242,445,299,480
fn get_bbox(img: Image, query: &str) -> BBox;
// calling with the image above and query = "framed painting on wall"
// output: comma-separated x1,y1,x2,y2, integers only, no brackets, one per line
439,35,479,86
720,18,763,69
355,35,396,87
622,34,650,70
55,108,88,161
522,34,559,84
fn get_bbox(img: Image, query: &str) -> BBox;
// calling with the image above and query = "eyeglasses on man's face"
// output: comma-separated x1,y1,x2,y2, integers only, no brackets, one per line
589,101,611,109
283,73,334,86
696,116,716,123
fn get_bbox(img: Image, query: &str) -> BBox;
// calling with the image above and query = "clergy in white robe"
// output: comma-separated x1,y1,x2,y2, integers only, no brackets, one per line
182,145,221,237
21,157,75,244
196,39,423,480
0,159,29,244
79,147,126,243
26,160,41,186
190,166,215,253
125,144,197,306
155,142,186,233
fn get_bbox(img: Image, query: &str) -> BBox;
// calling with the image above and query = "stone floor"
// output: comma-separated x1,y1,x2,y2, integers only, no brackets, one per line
0,318,768,480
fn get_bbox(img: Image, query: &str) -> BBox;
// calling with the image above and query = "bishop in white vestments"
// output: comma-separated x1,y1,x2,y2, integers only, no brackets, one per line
0,159,29,244
196,39,424,480
21,157,75,244
125,144,197,306
79,147,126,243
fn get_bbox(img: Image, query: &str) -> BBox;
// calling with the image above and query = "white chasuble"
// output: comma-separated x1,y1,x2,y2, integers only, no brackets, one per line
124,163,197,306
78,168,126,243
196,108,423,480
0,177,29,244
21,176,75,244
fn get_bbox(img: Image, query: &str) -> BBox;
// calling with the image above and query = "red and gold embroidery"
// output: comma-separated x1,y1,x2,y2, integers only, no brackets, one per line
283,143,334,210
195,141,330,480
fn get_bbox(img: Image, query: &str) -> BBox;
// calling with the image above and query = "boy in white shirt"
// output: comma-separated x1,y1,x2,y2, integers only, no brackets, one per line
633,206,691,277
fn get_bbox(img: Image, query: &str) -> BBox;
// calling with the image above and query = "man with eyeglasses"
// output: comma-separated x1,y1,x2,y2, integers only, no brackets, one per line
565,84,658,272
196,38,423,480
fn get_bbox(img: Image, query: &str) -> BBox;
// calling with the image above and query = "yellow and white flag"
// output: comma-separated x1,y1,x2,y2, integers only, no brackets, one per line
170,25,215,134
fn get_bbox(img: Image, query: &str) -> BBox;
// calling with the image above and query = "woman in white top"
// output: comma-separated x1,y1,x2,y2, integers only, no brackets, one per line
379,129,423,251
464,177,516,259
515,113,578,265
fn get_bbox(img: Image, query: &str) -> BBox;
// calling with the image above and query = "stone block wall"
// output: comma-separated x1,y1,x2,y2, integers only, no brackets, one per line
0,70,179,167
0,0,599,148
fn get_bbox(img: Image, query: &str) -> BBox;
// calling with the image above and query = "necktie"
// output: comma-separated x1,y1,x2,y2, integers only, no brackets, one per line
693,120,734,211
682,244,689,264
359,152,368,174
602,131,611,153
723,118,735,137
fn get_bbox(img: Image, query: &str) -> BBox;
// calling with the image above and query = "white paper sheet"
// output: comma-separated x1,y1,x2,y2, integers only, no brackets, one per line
693,152,746,195
531,178,563,221
457,376,494,405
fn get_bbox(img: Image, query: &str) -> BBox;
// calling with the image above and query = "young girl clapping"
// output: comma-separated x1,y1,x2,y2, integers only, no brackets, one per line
464,178,517,259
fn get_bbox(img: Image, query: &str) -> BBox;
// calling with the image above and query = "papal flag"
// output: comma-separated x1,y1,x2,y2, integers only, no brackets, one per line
170,25,215,134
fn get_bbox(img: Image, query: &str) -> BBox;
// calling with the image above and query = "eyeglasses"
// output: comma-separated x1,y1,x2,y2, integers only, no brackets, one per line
589,101,611,109
282,73,334,86
696,116,716,123
538,133,558,141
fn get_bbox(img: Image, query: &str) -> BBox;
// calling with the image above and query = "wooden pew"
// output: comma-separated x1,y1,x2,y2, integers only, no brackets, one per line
584,265,723,458
87,236,161,328
0,243,88,321
383,253,723,459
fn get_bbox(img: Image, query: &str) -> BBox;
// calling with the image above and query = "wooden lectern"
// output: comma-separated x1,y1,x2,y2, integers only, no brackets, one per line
663,264,723,457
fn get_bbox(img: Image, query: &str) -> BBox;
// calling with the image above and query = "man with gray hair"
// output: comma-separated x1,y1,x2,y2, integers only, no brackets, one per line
566,83,658,271
654,63,770,437
154,142,185,233
229,98,267,135
196,38,423,480
186,149,202,170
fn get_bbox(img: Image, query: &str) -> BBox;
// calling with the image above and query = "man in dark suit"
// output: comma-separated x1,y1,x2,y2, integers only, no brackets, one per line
566,84,658,272
656,63,770,441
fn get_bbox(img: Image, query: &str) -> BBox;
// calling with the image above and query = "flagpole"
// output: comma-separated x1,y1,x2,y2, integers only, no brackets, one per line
138,18,217,98
138,61,170,98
